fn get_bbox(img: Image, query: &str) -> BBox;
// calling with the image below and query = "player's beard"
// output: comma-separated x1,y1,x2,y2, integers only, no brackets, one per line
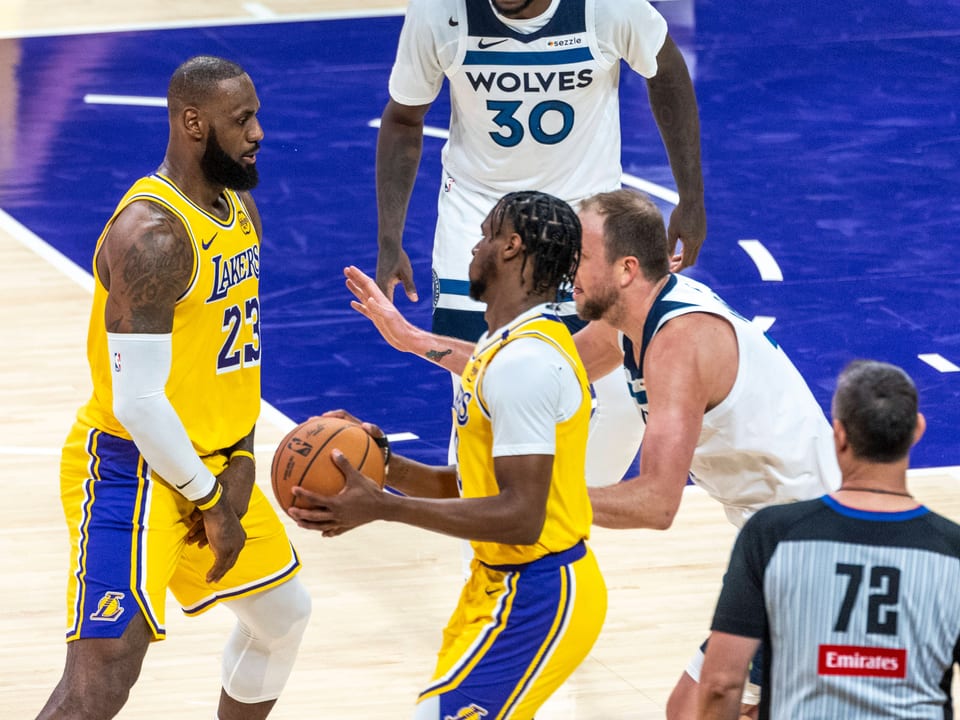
468,251,498,302
576,284,619,322
491,0,538,18
201,127,259,191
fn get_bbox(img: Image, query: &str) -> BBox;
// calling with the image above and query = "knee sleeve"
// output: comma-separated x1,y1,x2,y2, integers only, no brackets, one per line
412,694,439,720
221,576,312,703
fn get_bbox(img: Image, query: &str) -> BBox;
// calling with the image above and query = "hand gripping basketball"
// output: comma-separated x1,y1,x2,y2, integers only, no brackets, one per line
270,413,386,512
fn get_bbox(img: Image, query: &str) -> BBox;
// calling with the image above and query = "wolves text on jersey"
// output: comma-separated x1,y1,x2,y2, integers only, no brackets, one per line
466,69,593,94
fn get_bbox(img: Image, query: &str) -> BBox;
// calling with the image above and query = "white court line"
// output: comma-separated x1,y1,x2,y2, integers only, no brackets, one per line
0,8,407,40
242,2,277,19
737,239,783,281
367,118,449,141
0,209,93,291
620,172,679,205
84,94,166,108
918,353,960,373
909,465,960,479
385,432,419,442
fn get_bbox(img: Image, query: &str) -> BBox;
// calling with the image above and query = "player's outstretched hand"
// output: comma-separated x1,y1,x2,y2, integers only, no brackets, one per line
667,198,707,271
288,450,385,537
200,497,247,583
345,265,420,353
374,246,418,303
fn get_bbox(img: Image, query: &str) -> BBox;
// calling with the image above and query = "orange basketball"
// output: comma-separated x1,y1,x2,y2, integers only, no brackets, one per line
270,416,385,511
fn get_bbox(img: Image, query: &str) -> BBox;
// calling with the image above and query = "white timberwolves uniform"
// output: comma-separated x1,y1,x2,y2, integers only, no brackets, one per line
388,0,670,483
622,274,842,528
625,273,841,695
714,497,960,719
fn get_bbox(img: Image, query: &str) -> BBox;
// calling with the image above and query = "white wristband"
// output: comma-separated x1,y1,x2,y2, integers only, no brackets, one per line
108,332,216,501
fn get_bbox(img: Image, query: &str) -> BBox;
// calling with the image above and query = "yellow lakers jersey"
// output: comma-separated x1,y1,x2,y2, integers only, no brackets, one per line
78,174,261,469
456,312,593,566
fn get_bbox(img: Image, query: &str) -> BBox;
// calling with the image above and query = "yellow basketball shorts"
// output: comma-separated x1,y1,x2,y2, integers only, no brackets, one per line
59,423,300,641
418,541,607,719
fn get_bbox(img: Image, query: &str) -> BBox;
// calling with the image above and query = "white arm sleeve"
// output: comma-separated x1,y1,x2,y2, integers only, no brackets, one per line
481,338,584,457
108,333,216,502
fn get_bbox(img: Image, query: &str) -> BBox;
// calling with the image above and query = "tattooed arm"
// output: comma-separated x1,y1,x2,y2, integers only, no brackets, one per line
344,265,476,374
98,200,245,583
97,201,193,333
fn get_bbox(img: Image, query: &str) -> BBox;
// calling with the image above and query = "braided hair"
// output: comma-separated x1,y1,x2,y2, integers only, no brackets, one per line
490,191,581,301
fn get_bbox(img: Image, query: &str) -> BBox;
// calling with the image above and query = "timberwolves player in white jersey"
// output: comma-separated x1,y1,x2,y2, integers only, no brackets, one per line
617,275,839,529
375,0,706,485
701,361,960,720
572,190,840,719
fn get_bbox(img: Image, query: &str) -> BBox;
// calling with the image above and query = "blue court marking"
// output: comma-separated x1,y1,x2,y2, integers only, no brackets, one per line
0,3,957,469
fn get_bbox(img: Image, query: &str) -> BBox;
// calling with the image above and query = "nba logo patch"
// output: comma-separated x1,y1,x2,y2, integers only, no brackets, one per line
112,352,122,372
90,591,126,622
444,176,456,193
287,438,313,457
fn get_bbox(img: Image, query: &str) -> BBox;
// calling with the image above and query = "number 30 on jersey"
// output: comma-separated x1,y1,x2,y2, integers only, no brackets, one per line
487,99,575,147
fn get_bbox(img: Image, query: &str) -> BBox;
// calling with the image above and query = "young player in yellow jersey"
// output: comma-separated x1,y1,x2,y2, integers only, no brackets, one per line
37,56,310,720
290,192,607,719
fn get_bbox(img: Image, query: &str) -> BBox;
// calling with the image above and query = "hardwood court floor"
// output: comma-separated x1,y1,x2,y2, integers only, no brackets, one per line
4,187,960,720
1,2,958,718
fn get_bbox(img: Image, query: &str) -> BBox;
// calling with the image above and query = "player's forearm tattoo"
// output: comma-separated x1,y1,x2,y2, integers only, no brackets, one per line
425,348,452,362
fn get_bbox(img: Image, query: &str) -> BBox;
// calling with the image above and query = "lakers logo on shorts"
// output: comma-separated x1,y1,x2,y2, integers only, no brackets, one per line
446,704,487,720
90,591,125,622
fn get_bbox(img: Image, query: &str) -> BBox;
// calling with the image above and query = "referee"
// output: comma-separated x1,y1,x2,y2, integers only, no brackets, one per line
698,360,960,719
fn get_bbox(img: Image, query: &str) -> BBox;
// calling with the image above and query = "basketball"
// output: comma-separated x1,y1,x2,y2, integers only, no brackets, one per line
270,416,386,511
